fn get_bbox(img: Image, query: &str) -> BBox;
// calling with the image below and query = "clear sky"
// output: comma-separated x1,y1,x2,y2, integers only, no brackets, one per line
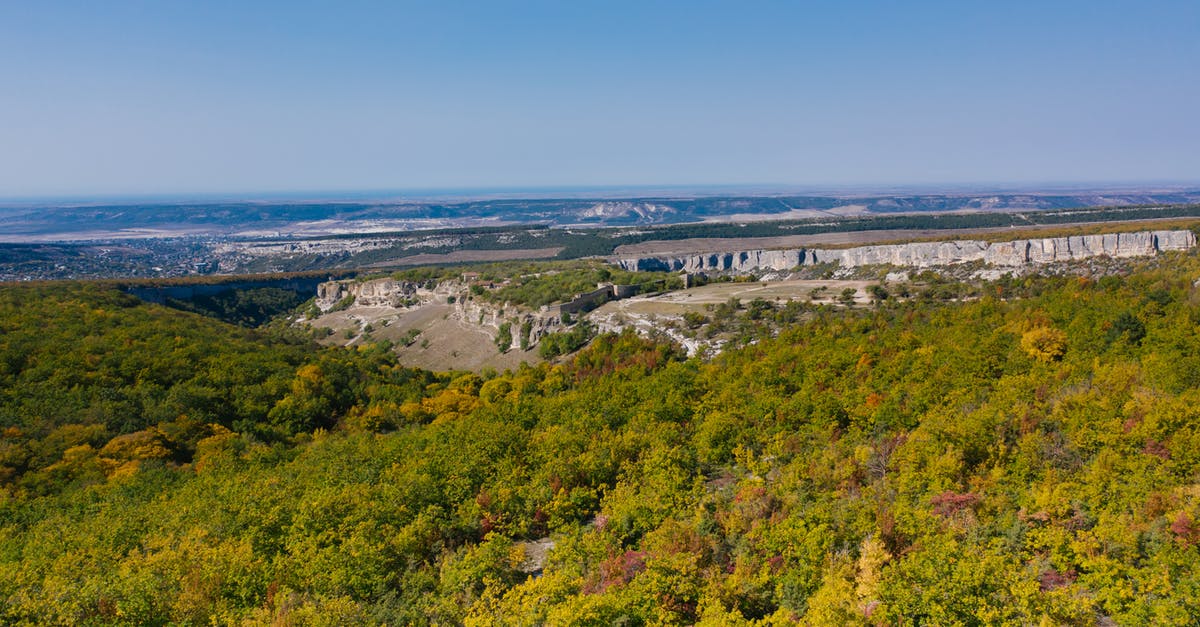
1,1,1197,197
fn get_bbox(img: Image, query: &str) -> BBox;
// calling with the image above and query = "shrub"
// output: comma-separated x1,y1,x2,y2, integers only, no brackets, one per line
495,322,513,353
1021,326,1067,362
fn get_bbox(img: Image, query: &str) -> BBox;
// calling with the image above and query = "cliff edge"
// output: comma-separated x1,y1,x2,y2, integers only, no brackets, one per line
616,229,1196,274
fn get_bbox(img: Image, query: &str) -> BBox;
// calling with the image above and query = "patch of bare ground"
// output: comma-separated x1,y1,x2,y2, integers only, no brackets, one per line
308,304,540,372
589,279,884,357
367,247,564,267
592,279,877,318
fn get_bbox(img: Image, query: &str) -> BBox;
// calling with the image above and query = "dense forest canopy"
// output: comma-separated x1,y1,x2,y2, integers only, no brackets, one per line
3,252,1200,624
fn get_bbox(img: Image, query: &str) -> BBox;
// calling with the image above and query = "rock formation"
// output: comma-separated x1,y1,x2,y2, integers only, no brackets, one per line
316,278,424,309
615,230,1196,274
313,277,568,351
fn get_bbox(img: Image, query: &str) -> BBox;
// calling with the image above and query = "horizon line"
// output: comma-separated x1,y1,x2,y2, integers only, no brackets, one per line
2,179,1200,206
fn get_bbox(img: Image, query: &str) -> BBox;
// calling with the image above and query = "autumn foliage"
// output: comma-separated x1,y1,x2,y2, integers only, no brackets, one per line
4,251,1200,624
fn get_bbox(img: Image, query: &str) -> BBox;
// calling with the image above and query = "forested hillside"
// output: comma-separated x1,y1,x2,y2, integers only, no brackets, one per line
4,255,1200,624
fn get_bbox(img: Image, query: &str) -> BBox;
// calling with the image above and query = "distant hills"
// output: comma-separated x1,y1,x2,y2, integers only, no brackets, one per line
4,189,1200,241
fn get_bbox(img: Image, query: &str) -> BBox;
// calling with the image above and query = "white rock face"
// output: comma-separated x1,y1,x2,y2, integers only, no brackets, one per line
316,279,423,310
313,277,567,351
616,230,1196,274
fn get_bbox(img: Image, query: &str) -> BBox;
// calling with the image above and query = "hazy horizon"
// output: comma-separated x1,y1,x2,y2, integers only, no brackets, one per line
3,180,1200,208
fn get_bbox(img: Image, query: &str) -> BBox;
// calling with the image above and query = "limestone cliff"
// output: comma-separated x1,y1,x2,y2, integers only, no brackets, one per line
616,229,1196,274
316,278,428,310
313,277,566,351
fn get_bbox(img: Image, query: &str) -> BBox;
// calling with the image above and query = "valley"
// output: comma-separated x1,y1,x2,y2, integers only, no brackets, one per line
287,225,1197,369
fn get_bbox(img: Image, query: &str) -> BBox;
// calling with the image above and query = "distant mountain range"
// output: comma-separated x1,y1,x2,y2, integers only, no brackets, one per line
3,189,1200,241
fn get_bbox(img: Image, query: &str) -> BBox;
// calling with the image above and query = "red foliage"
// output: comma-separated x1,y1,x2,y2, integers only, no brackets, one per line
531,508,549,536
1143,439,1171,460
1171,512,1200,545
931,491,981,517
1018,508,1051,524
876,504,909,554
1019,409,1041,435
732,484,776,523
1039,568,1076,591
264,580,279,611
864,392,884,409
1143,491,1174,519
734,484,768,504
591,550,648,593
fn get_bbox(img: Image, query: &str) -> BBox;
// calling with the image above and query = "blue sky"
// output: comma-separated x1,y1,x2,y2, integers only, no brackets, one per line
1,1,1197,197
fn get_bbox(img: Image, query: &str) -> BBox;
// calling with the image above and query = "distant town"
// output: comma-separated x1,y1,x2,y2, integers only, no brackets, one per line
3,189,1200,282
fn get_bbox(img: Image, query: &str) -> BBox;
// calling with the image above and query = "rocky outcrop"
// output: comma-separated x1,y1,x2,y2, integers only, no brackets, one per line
453,291,567,349
616,230,1196,274
316,278,429,310
313,276,568,351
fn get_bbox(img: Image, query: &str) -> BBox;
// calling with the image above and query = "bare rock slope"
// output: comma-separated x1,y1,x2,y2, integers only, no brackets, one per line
315,278,566,352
